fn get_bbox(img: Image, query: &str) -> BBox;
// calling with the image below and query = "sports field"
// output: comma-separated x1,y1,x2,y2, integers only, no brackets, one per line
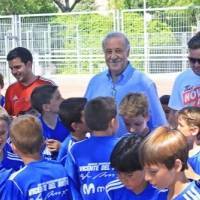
47,72,179,99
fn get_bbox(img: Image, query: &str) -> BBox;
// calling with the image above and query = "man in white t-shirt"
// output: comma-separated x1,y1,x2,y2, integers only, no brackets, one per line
168,32,200,127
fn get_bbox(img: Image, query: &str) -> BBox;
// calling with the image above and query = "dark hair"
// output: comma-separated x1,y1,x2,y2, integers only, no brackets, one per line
110,134,143,172
59,97,87,132
187,31,200,49
31,85,58,113
159,95,170,105
0,73,4,88
7,47,33,64
84,97,117,131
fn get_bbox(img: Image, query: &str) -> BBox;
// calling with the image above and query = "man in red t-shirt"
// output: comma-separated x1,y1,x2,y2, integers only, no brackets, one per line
5,47,54,116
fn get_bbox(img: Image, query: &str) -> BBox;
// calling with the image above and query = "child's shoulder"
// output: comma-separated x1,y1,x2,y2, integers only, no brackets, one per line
188,148,200,175
71,135,119,150
106,179,130,200
106,179,124,193
174,180,200,200
9,160,66,182
0,168,13,187
38,159,65,169
106,180,168,200
142,183,168,200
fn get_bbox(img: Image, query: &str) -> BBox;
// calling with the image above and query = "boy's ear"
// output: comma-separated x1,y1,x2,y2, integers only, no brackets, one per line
174,159,183,172
26,60,32,69
71,122,78,131
11,143,19,155
110,117,119,130
145,115,149,122
42,104,50,112
191,126,199,137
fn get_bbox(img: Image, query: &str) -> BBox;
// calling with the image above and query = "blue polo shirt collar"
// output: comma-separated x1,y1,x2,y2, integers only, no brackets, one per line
106,62,135,83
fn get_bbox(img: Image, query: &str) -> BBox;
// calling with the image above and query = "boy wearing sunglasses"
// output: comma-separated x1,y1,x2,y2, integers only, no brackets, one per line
168,31,200,128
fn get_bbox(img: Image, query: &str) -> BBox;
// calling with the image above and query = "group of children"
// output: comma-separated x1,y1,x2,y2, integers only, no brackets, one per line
0,82,200,199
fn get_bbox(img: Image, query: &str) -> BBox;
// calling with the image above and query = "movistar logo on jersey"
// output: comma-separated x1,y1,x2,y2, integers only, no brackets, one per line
82,183,105,195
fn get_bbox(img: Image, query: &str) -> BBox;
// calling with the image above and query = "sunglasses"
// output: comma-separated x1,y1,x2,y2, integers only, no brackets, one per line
188,57,200,64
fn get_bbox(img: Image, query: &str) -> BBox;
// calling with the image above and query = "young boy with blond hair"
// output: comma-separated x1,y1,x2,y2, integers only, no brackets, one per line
0,111,23,196
2,114,71,199
139,126,200,200
119,93,150,137
0,112,23,171
177,106,200,175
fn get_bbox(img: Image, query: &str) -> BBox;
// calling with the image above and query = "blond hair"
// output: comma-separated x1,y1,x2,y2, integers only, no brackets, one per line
139,126,189,171
10,114,43,154
119,93,148,118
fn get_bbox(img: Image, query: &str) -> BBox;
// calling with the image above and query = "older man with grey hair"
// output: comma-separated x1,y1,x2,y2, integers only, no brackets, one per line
85,32,167,137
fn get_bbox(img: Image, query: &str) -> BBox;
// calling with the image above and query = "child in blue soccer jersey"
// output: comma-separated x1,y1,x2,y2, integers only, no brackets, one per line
106,134,167,200
177,106,200,175
0,168,13,196
140,126,200,200
31,85,70,159
66,97,119,200
0,112,24,196
57,97,89,164
2,114,72,200
119,93,150,138
0,112,24,171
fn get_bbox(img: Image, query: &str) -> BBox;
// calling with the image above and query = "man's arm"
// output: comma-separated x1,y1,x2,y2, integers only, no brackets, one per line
146,82,168,129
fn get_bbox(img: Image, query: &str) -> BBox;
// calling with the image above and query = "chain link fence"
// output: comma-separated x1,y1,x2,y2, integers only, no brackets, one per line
0,6,199,82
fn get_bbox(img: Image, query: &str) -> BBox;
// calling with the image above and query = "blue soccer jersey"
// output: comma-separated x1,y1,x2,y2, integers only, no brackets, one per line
39,116,70,160
39,115,70,141
188,150,200,175
0,168,13,197
1,143,24,171
66,135,119,200
2,159,72,200
57,135,77,165
106,179,168,200
174,180,200,200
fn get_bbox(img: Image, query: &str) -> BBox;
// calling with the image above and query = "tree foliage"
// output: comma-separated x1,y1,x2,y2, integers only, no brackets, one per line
0,0,58,15
0,0,95,15
109,0,200,9
0,0,198,15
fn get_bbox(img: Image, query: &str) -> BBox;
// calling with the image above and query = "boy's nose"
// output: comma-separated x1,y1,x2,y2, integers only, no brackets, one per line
144,173,151,182
129,127,136,133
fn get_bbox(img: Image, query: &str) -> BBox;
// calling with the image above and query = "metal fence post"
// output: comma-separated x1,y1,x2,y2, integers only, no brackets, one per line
143,0,149,73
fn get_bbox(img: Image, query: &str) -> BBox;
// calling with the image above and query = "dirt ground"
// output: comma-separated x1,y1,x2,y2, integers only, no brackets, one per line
47,73,179,99
3,73,179,99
